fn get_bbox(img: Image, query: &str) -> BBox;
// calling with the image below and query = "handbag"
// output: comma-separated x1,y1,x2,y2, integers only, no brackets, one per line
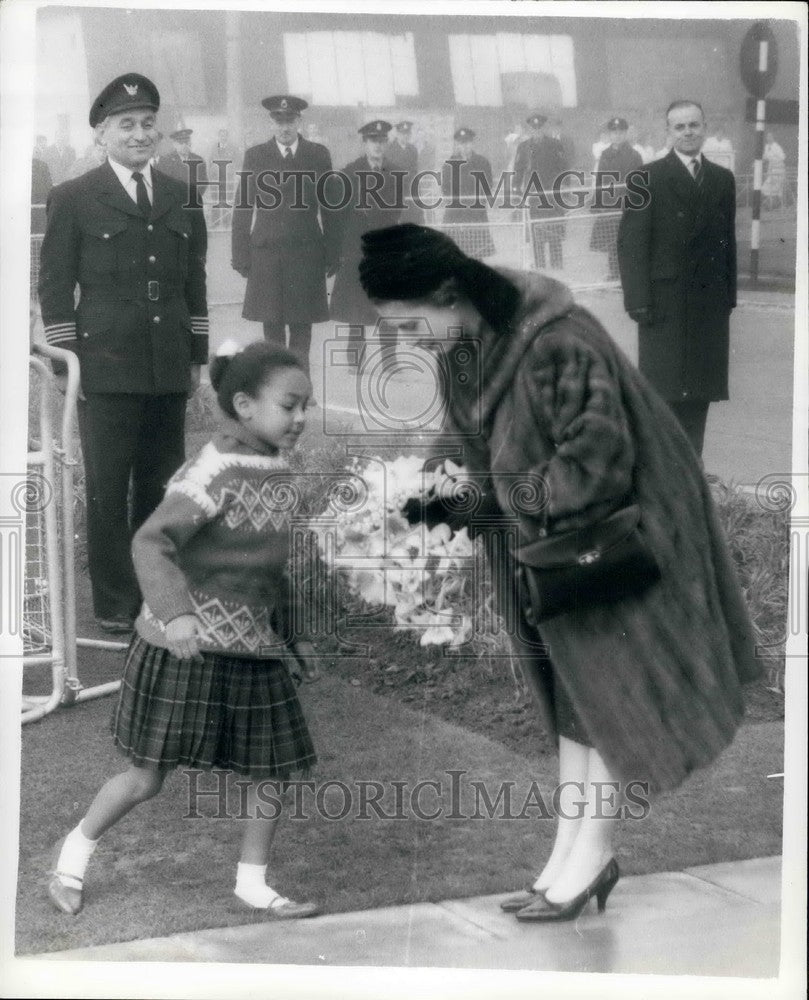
513,504,661,624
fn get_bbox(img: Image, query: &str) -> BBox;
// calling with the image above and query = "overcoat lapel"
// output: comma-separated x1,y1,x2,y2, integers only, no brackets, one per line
94,160,142,218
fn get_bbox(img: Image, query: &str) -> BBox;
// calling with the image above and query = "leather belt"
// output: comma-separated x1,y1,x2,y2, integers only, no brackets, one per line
82,281,183,303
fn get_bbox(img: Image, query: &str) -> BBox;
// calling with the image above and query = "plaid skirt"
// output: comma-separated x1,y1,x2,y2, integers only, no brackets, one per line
111,636,317,780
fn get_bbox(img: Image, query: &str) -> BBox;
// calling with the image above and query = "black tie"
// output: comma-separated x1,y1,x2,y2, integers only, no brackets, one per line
691,158,703,187
132,170,151,217
283,147,292,161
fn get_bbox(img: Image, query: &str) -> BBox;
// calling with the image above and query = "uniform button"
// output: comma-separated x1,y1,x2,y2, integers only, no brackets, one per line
148,255,156,264
103,233,110,239
147,224,154,232
153,316,161,324
82,332,90,339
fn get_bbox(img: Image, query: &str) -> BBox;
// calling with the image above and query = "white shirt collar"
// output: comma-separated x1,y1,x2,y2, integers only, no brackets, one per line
107,156,153,200
276,136,299,157
673,147,702,170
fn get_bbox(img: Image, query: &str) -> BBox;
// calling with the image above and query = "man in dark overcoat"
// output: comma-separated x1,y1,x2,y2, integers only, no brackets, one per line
440,126,495,259
617,100,736,456
38,73,208,632
328,120,403,370
513,112,568,270
386,120,421,224
590,117,643,280
157,127,209,200
231,95,337,375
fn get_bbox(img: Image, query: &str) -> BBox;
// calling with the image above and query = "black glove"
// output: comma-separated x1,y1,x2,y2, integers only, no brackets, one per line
628,306,654,326
401,489,500,538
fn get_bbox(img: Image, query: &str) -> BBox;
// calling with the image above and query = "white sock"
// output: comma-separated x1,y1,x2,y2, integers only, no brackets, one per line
234,862,287,909
55,821,99,890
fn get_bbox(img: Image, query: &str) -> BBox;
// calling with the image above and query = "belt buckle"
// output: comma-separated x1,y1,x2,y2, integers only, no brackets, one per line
147,280,159,301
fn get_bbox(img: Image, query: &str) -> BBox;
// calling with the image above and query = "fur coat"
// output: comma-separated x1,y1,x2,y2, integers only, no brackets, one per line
430,268,759,795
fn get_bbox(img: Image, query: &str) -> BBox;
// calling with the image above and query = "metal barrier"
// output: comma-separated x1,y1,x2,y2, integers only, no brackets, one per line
23,343,127,725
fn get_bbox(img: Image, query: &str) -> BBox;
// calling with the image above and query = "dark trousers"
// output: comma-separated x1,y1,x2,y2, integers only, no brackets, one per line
77,393,187,621
668,400,710,457
530,219,564,270
263,323,313,372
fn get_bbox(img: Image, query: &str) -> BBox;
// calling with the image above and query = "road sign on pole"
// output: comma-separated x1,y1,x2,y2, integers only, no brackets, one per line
740,22,779,283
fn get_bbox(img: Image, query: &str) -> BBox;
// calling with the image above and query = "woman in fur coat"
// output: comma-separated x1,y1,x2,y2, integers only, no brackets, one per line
358,224,760,923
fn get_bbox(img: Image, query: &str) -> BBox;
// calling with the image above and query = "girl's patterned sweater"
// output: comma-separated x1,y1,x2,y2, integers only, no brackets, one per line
132,419,304,658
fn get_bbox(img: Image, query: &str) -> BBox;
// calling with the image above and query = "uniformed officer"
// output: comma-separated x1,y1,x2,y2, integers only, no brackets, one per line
158,127,209,199
38,73,208,632
590,117,643,280
329,120,403,369
387,120,421,224
441,127,495,258
231,95,337,376
513,112,569,270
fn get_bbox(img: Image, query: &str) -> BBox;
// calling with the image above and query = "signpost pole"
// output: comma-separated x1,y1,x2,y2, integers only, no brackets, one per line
750,39,768,283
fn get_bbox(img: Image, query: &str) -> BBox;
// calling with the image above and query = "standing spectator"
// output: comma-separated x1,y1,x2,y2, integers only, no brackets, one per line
591,126,610,174
37,73,208,632
158,128,209,203
630,126,656,165
207,128,240,227
514,112,568,270
329,120,403,371
504,122,525,174
44,128,77,185
702,122,736,173
231,95,338,378
589,117,643,281
387,120,421,223
67,140,107,180
761,131,786,210
441,127,495,259
617,100,736,457
31,155,52,235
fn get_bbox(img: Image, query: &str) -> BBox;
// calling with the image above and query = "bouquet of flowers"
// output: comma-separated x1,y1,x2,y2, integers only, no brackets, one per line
309,455,476,646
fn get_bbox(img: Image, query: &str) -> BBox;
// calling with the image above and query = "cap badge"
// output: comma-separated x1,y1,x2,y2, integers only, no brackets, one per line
123,83,138,96
280,98,288,109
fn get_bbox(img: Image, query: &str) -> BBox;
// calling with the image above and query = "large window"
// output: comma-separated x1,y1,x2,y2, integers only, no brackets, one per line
283,32,418,106
449,33,577,107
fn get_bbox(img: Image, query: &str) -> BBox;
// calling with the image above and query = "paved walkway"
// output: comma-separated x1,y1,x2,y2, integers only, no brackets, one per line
42,857,780,976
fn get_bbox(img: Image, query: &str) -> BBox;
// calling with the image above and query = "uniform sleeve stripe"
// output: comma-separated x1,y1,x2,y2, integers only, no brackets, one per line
44,322,77,335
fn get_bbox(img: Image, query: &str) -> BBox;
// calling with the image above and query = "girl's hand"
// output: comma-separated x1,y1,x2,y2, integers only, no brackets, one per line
293,641,320,683
165,614,204,663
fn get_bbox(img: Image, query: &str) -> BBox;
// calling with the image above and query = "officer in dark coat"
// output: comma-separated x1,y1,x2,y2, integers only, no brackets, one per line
157,127,208,201
513,112,568,270
590,117,643,280
231,95,338,374
441,127,495,258
617,101,736,456
328,120,402,369
387,120,421,224
38,73,208,631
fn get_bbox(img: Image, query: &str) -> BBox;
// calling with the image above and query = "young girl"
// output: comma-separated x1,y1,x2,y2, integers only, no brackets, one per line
48,341,321,920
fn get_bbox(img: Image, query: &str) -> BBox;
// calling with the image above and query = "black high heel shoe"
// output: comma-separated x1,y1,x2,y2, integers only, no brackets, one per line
515,858,619,922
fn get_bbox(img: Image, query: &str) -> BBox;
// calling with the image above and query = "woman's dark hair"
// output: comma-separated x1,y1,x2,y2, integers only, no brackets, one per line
358,223,520,334
208,342,305,418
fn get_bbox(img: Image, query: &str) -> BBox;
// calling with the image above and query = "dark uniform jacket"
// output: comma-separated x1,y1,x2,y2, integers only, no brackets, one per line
38,160,208,394
231,136,337,324
441,152,494,224
592,142,643,211
157,151,209,191
328,155,403,325
617,149,736,402
513,136,568,217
